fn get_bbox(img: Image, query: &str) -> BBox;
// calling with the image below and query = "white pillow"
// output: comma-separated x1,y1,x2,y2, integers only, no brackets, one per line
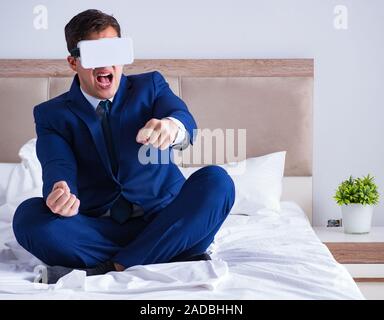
3,139,285,220
0,139,42,223
178,151,286,214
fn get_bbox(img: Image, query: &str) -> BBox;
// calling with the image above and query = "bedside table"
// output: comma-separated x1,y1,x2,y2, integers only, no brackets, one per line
314,227,384,300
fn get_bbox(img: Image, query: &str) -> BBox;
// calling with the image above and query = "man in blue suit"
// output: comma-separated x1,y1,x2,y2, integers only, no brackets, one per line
13,9,235,284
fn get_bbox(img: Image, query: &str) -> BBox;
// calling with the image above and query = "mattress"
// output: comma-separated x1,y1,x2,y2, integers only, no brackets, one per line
0,194,363,299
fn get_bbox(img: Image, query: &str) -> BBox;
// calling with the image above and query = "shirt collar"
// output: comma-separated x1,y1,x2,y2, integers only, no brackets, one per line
80,87,114,110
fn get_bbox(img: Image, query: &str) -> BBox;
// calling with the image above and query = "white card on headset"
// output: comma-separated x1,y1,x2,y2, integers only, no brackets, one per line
77,37,134,69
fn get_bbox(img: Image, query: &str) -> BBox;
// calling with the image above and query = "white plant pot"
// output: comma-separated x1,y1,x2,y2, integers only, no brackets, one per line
341,204,373,234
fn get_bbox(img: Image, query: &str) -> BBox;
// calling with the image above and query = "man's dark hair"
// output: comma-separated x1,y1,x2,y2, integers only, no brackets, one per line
65,9,121,53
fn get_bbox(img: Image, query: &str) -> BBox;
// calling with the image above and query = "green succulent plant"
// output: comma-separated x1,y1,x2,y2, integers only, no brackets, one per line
334,174,379,206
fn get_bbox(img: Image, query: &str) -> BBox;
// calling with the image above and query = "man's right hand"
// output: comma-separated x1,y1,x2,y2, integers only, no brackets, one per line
46,181,80,217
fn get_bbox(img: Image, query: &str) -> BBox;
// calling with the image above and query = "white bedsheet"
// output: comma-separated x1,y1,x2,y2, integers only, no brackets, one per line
0,198,363,300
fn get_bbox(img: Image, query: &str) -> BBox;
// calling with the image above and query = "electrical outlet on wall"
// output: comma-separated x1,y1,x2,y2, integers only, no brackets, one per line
327,219,342,227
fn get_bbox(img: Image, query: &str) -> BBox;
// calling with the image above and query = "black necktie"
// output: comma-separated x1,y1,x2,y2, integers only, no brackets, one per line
96,100,132,224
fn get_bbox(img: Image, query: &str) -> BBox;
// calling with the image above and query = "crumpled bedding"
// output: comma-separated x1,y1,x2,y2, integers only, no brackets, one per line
0,201,363,300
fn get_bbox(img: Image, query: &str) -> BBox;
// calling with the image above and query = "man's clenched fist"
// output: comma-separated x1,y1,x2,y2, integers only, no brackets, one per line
136,118,179,150
46,181,80,217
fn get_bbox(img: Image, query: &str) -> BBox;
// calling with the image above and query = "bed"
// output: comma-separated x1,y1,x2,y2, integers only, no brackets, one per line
0,59,363,299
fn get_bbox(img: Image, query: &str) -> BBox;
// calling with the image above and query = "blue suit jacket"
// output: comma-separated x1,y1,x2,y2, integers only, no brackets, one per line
33,71,197,217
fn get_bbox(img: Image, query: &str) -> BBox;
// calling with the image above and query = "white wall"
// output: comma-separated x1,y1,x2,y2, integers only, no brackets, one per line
1,0,383,226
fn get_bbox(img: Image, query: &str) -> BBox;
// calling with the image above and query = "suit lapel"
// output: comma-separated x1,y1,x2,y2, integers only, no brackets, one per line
66,75,114,177
66,75,133,180
110,76,134,169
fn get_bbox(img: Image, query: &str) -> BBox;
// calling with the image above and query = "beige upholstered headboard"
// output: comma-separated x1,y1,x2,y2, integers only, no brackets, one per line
0,59,313,221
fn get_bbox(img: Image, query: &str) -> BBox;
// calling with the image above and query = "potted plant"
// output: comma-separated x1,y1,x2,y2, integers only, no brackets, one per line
334,174,379,234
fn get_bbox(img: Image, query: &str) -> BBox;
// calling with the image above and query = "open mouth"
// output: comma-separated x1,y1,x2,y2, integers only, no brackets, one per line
95,72,113,89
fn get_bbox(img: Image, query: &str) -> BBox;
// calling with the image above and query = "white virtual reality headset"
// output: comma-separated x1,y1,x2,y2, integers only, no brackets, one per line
70,37,134,69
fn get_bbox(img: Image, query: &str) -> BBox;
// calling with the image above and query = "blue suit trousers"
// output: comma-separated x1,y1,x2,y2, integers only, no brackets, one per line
13,166,235,268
